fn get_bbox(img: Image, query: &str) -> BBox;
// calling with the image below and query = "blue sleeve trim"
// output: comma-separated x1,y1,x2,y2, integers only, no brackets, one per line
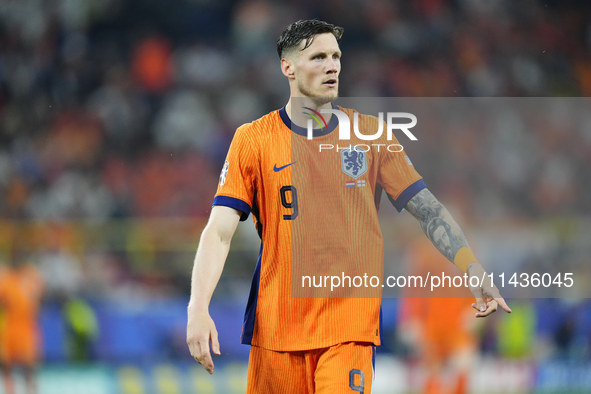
387,179,427,212
212,196,251,221
241,242,263,345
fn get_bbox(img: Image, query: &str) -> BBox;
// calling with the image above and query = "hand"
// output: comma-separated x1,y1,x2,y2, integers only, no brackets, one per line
187,309,221,374
467,263,512,318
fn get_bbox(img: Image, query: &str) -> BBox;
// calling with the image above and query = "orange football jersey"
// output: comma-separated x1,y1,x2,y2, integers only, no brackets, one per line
0,264,44,365
213,106,425,351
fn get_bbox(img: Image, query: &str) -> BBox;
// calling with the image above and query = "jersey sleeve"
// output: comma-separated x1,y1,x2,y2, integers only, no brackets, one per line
377,133,426,212
213,126,257,221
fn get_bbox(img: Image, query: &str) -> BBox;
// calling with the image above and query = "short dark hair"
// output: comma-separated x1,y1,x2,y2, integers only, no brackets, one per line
277,20,344,59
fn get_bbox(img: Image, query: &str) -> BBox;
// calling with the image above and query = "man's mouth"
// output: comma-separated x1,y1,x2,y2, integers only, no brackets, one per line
323,79,337,88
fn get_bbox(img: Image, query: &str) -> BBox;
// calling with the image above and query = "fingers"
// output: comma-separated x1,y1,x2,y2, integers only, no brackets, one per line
471,295,512,318
495,297,512,313
187,336,214,374
187,315,221,374
474,300,498,318
472,297,486,313
211,327,221,356
468,269,511,318
197,337,215,374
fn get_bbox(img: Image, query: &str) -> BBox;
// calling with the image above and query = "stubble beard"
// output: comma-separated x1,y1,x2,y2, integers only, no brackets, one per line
297,80,338,106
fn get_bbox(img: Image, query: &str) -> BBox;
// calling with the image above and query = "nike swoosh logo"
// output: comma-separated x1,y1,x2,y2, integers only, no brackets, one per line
273,162,297,172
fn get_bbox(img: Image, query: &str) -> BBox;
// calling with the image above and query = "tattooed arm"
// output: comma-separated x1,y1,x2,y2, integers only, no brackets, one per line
404,189,469,264
404,188,511,317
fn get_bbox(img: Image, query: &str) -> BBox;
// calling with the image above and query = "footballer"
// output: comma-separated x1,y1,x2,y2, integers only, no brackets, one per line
187,19,511,393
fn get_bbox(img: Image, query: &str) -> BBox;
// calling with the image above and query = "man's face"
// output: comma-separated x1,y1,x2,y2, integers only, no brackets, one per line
291,33,341,100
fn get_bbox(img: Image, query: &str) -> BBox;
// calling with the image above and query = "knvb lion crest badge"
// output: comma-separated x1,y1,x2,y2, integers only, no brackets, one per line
340,146,367,179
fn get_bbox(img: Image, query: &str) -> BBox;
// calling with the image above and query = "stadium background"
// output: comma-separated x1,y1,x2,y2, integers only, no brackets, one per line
0,0,590,393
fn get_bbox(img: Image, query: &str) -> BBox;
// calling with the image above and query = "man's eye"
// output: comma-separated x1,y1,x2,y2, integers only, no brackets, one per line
314,55,323,60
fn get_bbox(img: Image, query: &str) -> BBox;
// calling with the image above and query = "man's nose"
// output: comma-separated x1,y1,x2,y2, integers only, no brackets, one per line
326,58,339,73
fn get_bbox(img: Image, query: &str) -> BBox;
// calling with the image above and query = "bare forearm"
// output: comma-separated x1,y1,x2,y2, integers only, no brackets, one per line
404,188,469,263
188,227,232,312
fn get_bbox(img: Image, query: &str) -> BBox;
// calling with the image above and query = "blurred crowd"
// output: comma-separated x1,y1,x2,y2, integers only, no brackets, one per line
0,0,590,368
0,0,591,221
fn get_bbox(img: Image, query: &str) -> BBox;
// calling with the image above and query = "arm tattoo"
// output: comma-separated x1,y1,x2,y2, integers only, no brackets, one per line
404,189,469,263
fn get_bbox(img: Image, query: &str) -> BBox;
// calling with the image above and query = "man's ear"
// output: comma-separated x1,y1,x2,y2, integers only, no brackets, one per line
281,57,295,79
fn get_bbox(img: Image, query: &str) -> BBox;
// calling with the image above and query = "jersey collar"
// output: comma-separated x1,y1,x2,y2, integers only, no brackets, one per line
279,103,340,137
